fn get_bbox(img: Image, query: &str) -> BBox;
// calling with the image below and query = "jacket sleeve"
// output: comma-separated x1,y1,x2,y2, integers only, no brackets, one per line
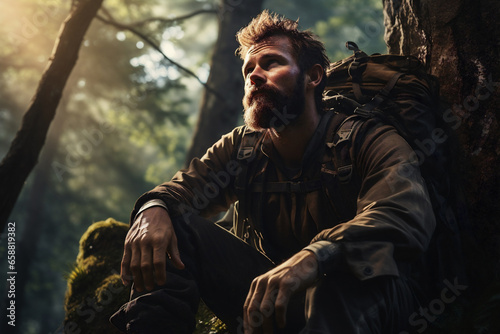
129,126,245,224
310,120,436,280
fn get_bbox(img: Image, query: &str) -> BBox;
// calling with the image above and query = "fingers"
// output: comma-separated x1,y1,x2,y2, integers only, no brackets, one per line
120,246,132,286
274,278,294,328
166,230,185,271
123,232,167,292
120,223,140,286
153,243,167,286
120,207,181,292
242,251,320,332
243,279,265,333
129,237,147,292
260,289,278,333
243,277,279,333
141,244,155,291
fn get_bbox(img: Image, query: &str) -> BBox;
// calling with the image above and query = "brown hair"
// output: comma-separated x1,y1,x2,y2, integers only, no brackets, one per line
236,10,330,112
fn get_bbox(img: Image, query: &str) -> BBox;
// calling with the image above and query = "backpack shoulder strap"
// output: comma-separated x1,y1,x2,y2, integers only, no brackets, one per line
325,113,366,184
233,127,265,242
320,112,367,220
235,127,265,192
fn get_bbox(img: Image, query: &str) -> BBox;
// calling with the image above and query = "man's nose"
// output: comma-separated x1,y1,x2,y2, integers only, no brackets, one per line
248,66,266,86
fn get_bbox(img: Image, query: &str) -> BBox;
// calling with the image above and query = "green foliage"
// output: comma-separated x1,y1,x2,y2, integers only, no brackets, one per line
264,0,386,61
195,301,228,334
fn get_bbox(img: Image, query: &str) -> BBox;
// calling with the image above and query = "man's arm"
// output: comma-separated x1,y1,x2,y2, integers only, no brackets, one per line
310,121,436,279
121,127,245,291
242,121,436,332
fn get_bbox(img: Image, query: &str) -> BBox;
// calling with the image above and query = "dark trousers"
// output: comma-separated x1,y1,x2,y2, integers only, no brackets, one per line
110,214,420,333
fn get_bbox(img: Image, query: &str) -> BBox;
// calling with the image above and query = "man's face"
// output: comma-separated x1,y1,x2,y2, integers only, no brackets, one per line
242,35,305,132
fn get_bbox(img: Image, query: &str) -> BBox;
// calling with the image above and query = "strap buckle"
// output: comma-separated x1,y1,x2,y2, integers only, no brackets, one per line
288,182,302,192
237,146,254,160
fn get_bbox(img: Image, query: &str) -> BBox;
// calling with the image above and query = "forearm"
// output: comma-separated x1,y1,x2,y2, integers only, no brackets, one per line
310,123,436,279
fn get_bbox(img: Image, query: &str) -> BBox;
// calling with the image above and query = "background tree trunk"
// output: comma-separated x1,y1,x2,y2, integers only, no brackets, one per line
0,0,104,232
184,0,264,164
383,0,500,293
0,96,68,334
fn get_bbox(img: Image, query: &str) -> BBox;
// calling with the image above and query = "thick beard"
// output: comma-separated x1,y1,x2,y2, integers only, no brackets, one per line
243,87,283,132
243,75,305,132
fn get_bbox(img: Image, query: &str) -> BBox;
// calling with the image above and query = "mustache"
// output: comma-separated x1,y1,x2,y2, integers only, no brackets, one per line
246,85,282,102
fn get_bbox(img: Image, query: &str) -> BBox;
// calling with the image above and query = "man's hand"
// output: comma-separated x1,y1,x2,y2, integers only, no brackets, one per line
121,207,185,292
243,250,318,333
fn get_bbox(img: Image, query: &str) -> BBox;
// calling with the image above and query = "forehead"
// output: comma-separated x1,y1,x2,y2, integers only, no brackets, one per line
243,35,296,64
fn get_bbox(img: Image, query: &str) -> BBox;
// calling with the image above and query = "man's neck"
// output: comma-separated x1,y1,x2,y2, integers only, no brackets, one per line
268,103,321,168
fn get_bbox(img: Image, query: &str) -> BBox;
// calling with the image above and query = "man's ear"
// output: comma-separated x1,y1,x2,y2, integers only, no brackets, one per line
306,64,324,89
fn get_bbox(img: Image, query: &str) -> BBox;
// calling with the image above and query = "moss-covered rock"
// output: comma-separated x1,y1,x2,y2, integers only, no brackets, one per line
64,218,130,334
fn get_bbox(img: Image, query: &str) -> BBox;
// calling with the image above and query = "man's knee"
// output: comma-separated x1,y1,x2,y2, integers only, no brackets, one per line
110,272,200,333
303,273,418,333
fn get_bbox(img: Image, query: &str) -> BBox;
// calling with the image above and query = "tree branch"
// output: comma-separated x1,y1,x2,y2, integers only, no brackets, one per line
129,8,218,27
96,10,225,102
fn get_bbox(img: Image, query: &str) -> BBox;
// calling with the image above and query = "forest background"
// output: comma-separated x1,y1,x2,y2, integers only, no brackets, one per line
0,0,386,332
0,0,497,333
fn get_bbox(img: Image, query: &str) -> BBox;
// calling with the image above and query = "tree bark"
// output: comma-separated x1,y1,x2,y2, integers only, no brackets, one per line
0,0,104,232
184,0,264,164
383,0,500,277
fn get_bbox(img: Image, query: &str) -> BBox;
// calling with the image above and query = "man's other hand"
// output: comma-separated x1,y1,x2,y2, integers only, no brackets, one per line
121,207,185,292
243,250,318,333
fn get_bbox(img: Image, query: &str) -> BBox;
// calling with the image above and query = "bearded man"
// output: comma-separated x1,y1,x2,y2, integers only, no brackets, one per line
111,10,435,334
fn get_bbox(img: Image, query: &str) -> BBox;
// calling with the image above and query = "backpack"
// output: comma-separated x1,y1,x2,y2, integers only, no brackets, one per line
231,41,468,302
324,42,468,299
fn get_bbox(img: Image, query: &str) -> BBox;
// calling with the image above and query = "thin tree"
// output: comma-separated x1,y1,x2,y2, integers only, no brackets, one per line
0,95,70,334
0,0,104,232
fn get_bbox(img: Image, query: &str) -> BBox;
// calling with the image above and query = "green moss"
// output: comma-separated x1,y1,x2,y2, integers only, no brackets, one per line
195,301,227,333
64,218,130,334
77,217,128,265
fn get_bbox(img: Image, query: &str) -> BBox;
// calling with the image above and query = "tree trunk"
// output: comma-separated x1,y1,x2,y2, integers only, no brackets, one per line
184,0,264,164
0,97,68,334
0,0,104,232
383,0,500,295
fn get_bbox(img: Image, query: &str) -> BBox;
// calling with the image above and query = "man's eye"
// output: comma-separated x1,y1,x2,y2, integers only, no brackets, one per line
266,60,278,68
